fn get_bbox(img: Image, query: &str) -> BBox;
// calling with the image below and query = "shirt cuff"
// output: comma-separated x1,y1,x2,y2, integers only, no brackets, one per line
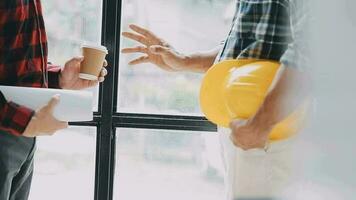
0,101,35,136
47,64,62,89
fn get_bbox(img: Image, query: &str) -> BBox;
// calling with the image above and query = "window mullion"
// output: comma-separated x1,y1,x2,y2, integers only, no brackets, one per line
95,0,121,199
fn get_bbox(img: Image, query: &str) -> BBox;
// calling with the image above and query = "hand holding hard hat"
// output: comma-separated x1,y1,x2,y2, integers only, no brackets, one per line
200,59,306,141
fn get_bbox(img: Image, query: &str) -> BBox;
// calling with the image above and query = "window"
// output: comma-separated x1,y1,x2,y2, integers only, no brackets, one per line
29,1,102,199
30,0,234,199
30,127,96,200
43,0,103,111
114,129,224,200
118,0,232,115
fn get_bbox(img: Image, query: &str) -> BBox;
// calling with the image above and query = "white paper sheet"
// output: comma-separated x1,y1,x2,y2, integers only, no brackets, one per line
0,86,93,122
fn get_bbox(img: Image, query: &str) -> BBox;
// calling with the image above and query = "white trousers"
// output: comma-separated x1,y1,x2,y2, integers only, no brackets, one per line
218,127,297,200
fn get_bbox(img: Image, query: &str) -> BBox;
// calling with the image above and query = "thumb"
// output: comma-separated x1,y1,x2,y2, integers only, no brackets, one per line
229,119,247,129
56,121,69,130
72,56,84,62
67,56,84,65
149,45,171,55
45,94,61,113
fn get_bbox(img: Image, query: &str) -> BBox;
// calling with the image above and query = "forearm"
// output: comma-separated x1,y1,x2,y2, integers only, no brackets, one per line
183,47,220,73
249,66,309,131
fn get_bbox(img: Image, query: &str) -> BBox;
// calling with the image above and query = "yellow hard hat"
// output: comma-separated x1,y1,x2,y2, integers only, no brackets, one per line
200,59,306,141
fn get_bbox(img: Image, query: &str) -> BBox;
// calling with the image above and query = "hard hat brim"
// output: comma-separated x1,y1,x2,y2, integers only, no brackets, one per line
200,59,260,128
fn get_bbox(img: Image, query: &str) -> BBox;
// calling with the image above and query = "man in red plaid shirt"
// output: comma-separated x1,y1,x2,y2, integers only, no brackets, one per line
0,0,108,199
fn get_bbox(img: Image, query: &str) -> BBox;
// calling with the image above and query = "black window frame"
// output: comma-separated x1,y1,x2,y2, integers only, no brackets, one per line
69,0,217,199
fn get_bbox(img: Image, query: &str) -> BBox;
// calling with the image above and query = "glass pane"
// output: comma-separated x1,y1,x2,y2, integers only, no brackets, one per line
42,0,103,111
118,0,234,115
114,128,224,200
29,127,96,200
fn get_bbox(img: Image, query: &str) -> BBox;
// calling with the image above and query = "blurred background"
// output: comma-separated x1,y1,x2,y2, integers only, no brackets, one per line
288,0,356,199
30,0,234,200
28,0,356,199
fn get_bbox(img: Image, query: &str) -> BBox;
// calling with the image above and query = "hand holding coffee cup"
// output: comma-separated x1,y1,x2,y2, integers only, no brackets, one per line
79,44,108,81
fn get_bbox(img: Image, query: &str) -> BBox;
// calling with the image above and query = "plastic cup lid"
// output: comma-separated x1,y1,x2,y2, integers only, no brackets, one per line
81,43,108,54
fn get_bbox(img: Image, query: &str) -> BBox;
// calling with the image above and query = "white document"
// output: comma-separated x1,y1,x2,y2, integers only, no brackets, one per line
0,86,93,122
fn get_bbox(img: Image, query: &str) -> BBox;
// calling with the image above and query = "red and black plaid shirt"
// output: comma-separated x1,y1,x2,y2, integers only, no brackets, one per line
0,0,61,136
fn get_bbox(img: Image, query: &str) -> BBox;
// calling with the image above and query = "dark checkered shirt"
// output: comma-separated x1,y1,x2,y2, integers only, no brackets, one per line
217,0,293,62
0,0,61,136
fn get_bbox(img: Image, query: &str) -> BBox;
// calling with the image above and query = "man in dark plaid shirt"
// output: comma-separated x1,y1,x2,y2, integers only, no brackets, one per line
0,0,108,199
122,0,309,199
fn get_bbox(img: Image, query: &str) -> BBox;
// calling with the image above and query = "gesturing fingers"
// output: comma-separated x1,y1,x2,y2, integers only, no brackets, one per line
122,32,149,46
129,24,157,41
128,56,150,65
121,46,148,54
